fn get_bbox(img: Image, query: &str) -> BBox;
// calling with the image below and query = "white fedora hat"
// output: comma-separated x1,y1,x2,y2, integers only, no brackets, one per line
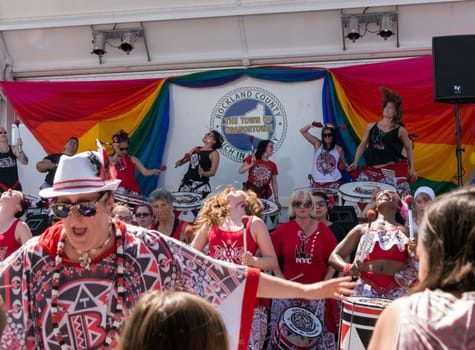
39,150,121,198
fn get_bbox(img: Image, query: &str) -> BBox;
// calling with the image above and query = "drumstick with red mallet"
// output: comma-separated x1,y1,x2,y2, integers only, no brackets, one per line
13,119,22,153
248,134,255,153
175,153,191,168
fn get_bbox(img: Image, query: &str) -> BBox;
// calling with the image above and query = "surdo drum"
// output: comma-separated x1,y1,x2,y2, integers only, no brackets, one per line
339,297,391,350
272,306,323,349
338,181,396,220
260,198,280,232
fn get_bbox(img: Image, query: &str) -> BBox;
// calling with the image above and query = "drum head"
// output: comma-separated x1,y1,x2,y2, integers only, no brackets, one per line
339,181,396,200
343,297,392,310
261,199,279,215
172,192,202,210
282,307,322,338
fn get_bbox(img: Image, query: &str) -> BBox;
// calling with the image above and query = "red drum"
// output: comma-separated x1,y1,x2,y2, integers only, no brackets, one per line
338,181,396,220
261,199,280,232
339,297,391,350
272,306,322,349
294,187,339,207
172,192,202,223
114,189,148,208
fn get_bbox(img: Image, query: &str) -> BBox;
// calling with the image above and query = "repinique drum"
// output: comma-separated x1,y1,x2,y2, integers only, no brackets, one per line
338,181,396,220
272,306,322,349
339,297,391,350
294,187,339,207
114,189,148,208
172,192,202,223
261,198,280,232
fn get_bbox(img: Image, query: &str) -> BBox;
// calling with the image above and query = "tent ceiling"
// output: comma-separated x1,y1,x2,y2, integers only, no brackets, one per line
0,0,472,80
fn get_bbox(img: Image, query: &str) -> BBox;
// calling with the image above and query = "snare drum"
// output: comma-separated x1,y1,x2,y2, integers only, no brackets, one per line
338,181,396,220
339,297,391,350
172,192,202,223
261,199,279,232
114,189,148,208
272,306,322,349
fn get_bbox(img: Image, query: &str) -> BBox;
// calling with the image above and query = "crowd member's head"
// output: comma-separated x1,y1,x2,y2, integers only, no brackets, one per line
112,130,131,157
149,188,174,221
312,191,330,221
134,203,153,228
254,140,273,160
118,291,229,350
373,189,405,225
195,187,263,228
381,87,403,126
64,137,79,156
412,187,475,294
202,130,223,150
1,189,29,219
287,188,314,219
413,186,435,214
321,126,337,150
112,204,133,224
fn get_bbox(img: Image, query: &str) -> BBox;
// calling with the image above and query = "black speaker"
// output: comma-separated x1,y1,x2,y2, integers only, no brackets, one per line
433,35,475,103
329,206,358,233
26,213,51,236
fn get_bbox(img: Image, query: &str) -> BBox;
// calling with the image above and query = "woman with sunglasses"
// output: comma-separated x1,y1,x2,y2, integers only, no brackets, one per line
0,127,28,194
300,123,347,190
192,187,278,350
133,203,154,229
0,150,356,350
149,188,193,244
268,188,338,349
329,189,418,300
312,192,348,244
109,130,162,195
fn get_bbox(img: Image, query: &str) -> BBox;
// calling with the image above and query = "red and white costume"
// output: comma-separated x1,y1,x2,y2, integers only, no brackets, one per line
0,221,259,350
269,220,337,350
0,218,21,262
242,156,278,200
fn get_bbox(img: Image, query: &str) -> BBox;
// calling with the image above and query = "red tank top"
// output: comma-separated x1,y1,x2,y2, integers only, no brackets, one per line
208,216,257,264
0,219,21,261
115,155,142,194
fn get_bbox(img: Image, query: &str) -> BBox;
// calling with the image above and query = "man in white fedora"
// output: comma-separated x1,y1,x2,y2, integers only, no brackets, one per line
0,148,355,350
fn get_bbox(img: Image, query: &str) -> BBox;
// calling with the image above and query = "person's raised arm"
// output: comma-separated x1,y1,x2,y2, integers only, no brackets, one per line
131,156,161,177
348,122,373,171
238,155,255,174
300,124,321,149
13,138,28,165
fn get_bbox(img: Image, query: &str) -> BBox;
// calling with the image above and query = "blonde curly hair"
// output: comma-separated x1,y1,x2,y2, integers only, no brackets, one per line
193,187,264,231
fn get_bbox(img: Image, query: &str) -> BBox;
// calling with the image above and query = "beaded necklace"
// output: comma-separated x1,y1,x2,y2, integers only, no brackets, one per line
52,222,125,349
67,232,112,270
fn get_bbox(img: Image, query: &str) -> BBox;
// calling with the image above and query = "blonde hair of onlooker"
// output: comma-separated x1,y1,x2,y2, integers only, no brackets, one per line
118,291,229,350
194,187,263,229
287,188,315,218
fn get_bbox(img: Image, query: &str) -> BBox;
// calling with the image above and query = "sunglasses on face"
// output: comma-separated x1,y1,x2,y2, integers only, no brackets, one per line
120,147,129,151
51,193,107,219
117,215,132,222
315,200,327,207
0,131,7,135
292,200,313,208
323,133,333,137
135,212,151,218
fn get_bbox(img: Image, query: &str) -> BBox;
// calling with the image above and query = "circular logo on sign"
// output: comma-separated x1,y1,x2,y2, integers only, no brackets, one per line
210,87,287,162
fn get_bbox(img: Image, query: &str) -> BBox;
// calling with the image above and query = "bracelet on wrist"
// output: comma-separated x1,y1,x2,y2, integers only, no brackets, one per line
343,263,352,276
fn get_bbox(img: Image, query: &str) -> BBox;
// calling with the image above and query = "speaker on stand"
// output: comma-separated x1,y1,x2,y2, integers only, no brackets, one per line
433,35,475,186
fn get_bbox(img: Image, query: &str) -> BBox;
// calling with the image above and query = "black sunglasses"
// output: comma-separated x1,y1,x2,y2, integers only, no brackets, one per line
323,133,333,137
120,147,129,151
292,200,313,208
135,212,151,218
51,193,108,218
0,131,7,135
315,199,327,207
